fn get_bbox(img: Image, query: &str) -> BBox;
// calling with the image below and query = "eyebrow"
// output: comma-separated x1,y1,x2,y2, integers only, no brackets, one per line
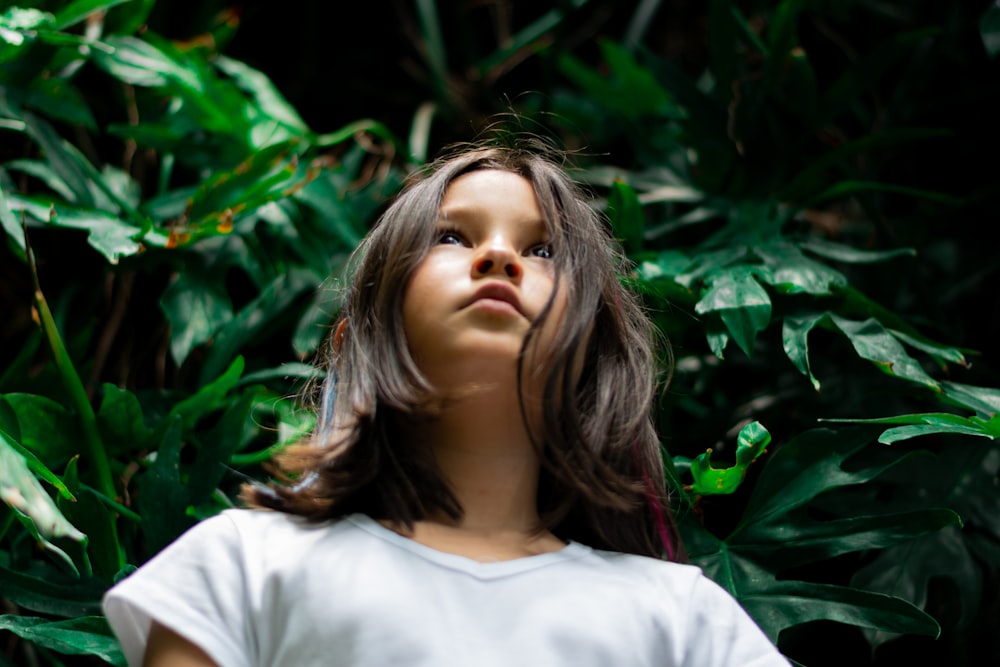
437,206,546,227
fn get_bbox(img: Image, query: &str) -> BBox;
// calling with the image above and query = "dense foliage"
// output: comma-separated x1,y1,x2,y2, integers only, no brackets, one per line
1,1,998,665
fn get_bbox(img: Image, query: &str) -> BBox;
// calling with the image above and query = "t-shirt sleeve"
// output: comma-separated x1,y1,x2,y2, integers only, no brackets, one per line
681,573,791,667
102,512,253,667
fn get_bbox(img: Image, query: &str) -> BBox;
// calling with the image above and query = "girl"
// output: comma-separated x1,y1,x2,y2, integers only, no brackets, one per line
104,142,789,666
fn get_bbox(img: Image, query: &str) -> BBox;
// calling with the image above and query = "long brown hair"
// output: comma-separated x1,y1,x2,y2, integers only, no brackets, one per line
245,140,683,561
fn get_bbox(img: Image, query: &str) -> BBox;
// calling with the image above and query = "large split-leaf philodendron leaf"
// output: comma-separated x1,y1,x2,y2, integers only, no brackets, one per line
681,428,957,641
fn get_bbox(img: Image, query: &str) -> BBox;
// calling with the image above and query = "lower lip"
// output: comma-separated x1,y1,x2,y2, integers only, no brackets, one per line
471,297,521,316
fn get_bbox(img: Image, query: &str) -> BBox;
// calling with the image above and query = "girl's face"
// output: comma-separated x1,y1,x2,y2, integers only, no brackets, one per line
402,169,567,390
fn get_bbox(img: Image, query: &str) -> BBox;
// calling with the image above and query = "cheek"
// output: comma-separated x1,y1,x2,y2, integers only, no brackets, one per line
401,263,435,351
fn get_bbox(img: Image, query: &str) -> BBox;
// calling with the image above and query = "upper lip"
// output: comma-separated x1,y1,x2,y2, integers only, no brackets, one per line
468,282,524,316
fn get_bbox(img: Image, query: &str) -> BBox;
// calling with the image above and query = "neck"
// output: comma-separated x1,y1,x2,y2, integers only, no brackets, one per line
413,383,543,534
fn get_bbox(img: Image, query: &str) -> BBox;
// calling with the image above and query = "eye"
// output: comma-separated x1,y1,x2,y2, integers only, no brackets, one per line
528,243,554,259
436,228,465,246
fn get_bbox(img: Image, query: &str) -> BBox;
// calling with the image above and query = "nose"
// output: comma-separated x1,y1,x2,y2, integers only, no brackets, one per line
472,241,522,280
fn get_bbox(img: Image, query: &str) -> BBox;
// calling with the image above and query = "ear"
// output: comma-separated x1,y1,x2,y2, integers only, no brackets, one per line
333,318,348,353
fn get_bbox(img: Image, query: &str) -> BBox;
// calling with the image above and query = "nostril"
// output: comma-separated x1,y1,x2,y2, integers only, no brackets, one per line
504,264,520,278
475,259,494,274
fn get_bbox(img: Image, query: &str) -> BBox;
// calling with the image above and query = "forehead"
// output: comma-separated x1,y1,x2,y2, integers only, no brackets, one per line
439,169,543,221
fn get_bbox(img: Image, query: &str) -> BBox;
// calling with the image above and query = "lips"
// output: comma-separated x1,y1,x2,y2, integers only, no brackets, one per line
467,282,524,316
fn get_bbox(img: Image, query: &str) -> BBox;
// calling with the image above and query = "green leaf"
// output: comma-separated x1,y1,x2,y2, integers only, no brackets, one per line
23,77,98,130
0,401,75,500
160,269,235,366
213,55,309,134
183,139,311,234
735,507,961,567
688,421,771,495
695,266,772,358
741,580,940,642
939,381,1000,417
10,195,143,263
5,159,79,202
636,250,691,280
53,0,132,30
681,427,953,641
295,170,368,249
887,329,968,368
238,362,325,387
0,433,84,541
414,0,449,109
754,242,846,295
0,8,54,51
21,112,98,208
849,442,999,647
95,384,153,456
474,0,589,76
607,179,644,254
736,428,886,530
166,356,245,433
875,420,996,444
829,315,939,390
92,34,195,89
0,184,26,257
0,615,125,666
782,313,825,390
557,40,681,118
198,269,318,385
0,563,104,617
137,416,193,556
674,245,749,287
3,393,79,466
799,236,916,264
188,389,265,498
853,525,978,647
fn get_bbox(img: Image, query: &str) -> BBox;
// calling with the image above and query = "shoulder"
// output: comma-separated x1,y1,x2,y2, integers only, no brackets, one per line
186,509,371,563
580,547,707,593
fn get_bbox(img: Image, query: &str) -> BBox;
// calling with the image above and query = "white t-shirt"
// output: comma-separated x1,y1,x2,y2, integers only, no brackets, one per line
103,509,789,667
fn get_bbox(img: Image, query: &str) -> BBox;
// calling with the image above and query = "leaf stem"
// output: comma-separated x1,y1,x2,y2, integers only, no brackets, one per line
24,219,124,573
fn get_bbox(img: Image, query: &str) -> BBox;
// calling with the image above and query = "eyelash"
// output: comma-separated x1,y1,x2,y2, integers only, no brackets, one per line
434,228,554,259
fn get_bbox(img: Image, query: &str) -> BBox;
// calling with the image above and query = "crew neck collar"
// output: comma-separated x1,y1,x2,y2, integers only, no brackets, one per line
346,513,591,579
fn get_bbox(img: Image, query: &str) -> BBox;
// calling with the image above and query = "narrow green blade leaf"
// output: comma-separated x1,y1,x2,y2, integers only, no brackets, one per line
0,185,26,257
800,237,916,264
53,0,131,30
